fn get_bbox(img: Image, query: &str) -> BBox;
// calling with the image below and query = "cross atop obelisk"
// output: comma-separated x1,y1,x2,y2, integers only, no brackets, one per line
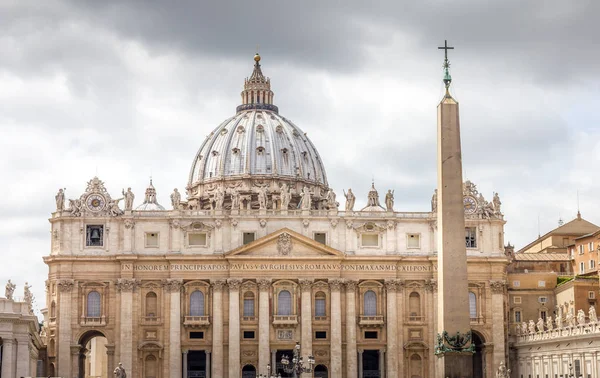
435,40,474,378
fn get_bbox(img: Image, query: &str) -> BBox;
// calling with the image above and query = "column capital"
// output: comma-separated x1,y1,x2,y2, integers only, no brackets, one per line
57,279,75,292
212,279,227,292
299,278,313,291
2,338,14,345
385,279,399,292
227,278,242,291
70,344,81,355
489,280,507,294
105,344,115,355
116,278,139,292
345,279,358,291
257,278,272,291
162,278,183,293
329,278,344,291
424,279,437,292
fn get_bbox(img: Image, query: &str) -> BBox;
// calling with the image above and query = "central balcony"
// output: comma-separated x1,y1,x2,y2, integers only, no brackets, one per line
272,315,298,327
183,315,211,328
359,315,384,328
80,316,106,327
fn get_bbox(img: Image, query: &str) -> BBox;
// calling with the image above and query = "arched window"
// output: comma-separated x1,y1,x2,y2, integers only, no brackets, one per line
410,353,422,378
364,290,377,316
278,290,292,315
50,301,56,318
409,292,421,320
314,364,328,378
242,365,257,378
48,338,55,356
315,291,326,317
190,290,205,316
469,292,477,319
145,292,158,317
243,291,255,317
87,291,101,317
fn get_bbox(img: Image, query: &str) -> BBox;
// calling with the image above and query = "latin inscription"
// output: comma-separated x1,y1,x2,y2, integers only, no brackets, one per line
123,263,435,272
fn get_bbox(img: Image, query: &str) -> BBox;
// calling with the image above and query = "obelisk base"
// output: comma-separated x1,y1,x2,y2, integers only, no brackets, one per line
437,352,473,378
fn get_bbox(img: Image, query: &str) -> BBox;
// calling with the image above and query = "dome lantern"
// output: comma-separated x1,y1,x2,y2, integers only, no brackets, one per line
236,53,278,113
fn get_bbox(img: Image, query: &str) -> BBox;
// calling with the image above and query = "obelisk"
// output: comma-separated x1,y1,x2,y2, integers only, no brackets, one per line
435,40,473,378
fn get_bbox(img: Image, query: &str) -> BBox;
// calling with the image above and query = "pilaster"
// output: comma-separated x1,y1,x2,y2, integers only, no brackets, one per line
57,279,74,378
116,278,139,373
165,278,183,377
329,278,343,378
211,279,226,378
385,280,398,377
228,278,242,378
0,338,14,378
258,278,272,375
345,279,358,378
299,278,313,358
490,280,507,372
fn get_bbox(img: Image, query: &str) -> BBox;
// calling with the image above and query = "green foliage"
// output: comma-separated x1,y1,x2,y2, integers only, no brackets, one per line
557,276,573,286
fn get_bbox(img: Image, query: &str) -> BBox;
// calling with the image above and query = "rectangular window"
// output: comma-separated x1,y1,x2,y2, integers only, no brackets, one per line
243,331,255,339
513,281,520,287
590,260,596,269
538,296,547,304
540,311,547,321
361,233,379,247
580,262,585,273
589,291,596,300
364,331,378,339
189,331,204,339
465,227,477,248
313,232,327,245
407,233,421,249
188,233,207,246
243,232,256,245
579,245,585,254
315,331,327,339
514,296,522,304
315,298,326,317
538,280,546,288
515,310,521,323
243,298,255,317
589,242,594,252
86,225,104,247
145,232,159,247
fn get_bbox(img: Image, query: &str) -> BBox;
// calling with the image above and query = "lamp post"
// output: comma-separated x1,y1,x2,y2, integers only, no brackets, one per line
256,363,281,378
280,341,315,378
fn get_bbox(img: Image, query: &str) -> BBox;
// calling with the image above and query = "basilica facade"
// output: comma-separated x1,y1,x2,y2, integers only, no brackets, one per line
44,54,509,378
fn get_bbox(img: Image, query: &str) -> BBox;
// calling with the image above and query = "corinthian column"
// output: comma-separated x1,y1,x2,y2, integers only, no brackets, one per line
228,278,242,378
211,279,226,378
258,279,272,376
57,279,74,378
117,278,138,373
164,279,183,377
329,279,343,378
385,280,398,377
345,280,358,378
1,339,14,378
490,280,507,373
299,279,313,358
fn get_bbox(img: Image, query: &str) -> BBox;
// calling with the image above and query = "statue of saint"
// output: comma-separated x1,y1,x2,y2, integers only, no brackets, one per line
299,186,311,210
214,187,225,210
577,309,586,325
114,362,126,378
68,199,83,217
566,311,576,327
528,320,536,334
589,306,598,323
122,188,135,211
493,192,502,214
5,280,16,300
431,189,437,212
521,322,528,335
385,189,394,211
108,198,124,217
257,187,268,210
55,188,65,211
280,184,291,210
343,189,355,211
230,189,240,210
326,189,337,209
546,315,553,331
536,317,545,332
170,188,181,210
496,361,510,378
24,282,33,312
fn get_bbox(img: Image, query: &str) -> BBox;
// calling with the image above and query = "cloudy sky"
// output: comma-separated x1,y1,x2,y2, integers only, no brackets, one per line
1,0,599,315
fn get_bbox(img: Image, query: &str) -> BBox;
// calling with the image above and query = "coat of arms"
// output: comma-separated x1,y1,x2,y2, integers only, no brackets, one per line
277,233,292,255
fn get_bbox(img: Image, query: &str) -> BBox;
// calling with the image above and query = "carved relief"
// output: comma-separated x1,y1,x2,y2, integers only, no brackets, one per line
57,279,75,292
489,280,507,294
344,279,358,291
302,219,310,228
116,278,139,292
227,278,242,290
259,219,267,228
330,218,339,228
329,279,343,291
277,233,293,256
162,279,183,293
299,279,313,291
124,219,135,229
212,279,227,292
257,279,271,291
169,219,180,229
424,279,437,293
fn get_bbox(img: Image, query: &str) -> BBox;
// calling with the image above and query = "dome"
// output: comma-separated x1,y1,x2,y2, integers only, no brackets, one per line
186,54,330,211
136,179,165,211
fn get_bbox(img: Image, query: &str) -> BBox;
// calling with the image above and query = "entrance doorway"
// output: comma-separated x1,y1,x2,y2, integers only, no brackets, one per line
77,330,108,378
275,350,293,377
188,351,207,378
242,364,257,378
362,350,380,378
314,364,328,377
472,332,485,378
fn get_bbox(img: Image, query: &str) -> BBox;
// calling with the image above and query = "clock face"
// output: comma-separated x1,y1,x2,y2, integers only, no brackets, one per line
463,196,477,214
86,194,106,212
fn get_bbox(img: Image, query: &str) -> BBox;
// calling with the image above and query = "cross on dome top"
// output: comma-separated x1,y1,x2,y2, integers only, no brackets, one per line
236,53,279,113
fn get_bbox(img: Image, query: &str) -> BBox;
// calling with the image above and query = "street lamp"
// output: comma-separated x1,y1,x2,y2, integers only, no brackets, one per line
280,341,315,378
256,363,281,378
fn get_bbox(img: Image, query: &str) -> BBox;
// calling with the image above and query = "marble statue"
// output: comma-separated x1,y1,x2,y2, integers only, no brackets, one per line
55,188,65,211
496,361,510,378
556,310,563,329
521,322,528,335
325,189,337,209
5,280,16,300
280,184,291,210
68,199,83,217
343,189,355,211
214,187,225,210
528,320,536,334
108,198,124,217
114,362,126,378
546,315,553,331
566,311,576,327
385,189,394,211
230,189,241,210
577,309,586,325
431,189,437,212
170,188,181,210
536,317,545,332
24,282,33,312
515,324,521,336
493,192,502,214
299,186,311,210
257,186,268,210
589,306,597,323
122,188,135,211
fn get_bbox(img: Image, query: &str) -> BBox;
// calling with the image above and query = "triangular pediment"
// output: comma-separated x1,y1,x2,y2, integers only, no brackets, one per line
225,228,344,258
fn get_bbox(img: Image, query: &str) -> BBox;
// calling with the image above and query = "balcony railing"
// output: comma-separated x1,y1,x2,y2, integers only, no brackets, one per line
314,316,329,322
470,316,484,324
80,316,106,326
359,315,385,327
183,315,210,328
242,315,257,322
407,315,425,322
273,315,298,327
141,316,161,325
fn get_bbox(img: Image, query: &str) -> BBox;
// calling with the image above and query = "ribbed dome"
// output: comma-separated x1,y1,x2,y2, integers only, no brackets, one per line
188,110,328,185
